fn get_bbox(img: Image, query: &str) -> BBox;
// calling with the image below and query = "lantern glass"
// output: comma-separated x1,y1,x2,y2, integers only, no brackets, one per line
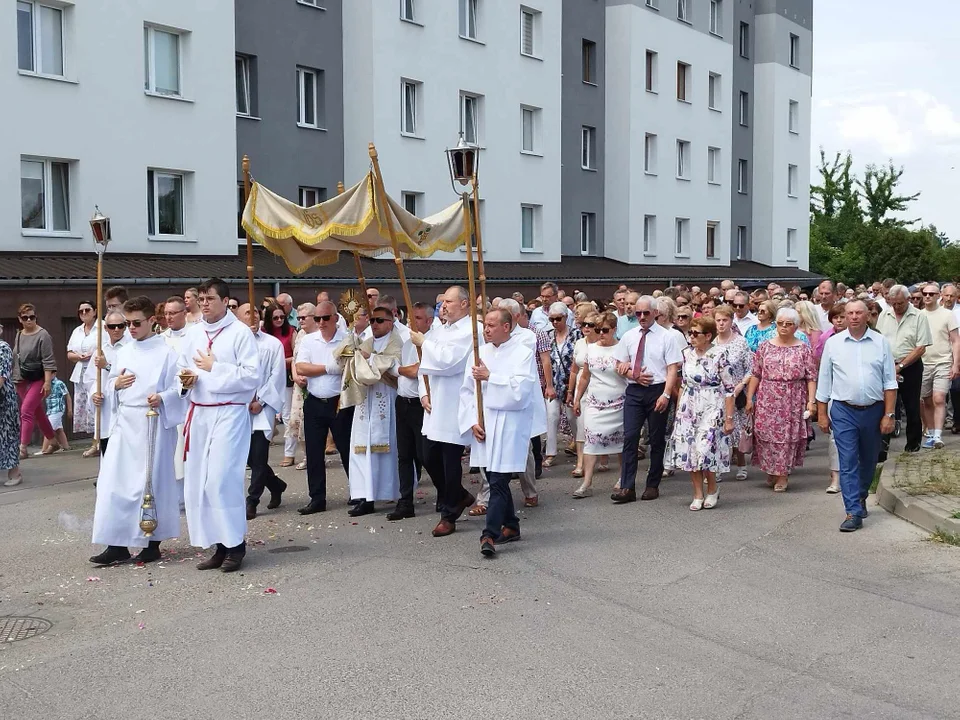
89,208,111,249
445,134,480,190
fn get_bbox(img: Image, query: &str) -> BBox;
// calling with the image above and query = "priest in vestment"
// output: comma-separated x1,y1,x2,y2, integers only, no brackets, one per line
90,296,185,566
335,306,403,517
459,308,536,558
177,279,260,574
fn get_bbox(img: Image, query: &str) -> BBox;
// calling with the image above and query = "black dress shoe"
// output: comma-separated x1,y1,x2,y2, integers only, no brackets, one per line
298,501,326,515
347,498,361,507
348,500,375,517
134,541,161,564
386,507,415,521
221,552,245,572
90,546,131,565
267,480,287,510
197,547,226,570
611,488,637,504
246,502,257,520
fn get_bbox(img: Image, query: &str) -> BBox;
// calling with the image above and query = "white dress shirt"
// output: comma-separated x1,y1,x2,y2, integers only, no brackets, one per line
733,313,759,335
614,322,683,385
418,315,482,445
296,327,346,398
398,330,421,399
251,330,286,438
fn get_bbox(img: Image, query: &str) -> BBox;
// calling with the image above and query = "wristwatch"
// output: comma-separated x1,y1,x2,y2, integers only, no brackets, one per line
885,412,895,419
896,362,904,371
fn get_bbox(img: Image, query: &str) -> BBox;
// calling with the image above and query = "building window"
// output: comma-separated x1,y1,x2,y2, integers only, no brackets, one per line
520,204,540,251
520,7,540,57
737,225,747,259
643,215,656,253
709,0,722,35
298,0,324,6
236,55,251,115
20,158,70,232
580,212,596,255
739,91,749,126
789,33,800,68
739,21,749,58
144,26,181,97
299,186,326,207
706,222,718,258
401,191,422,216
644,133,657,174
645,51,658,93
521,105,541,154
460,92,482,145
147,169,184,238
400,0,415,22
787,228,797,260
297,66,324,128
676,62,690,102
459,0,479,41
581,126,597,170
677,0,689,23
237,183,246,239
708,73,720,110
646,0,659,8
675,218,689,256
676,140,690,179
582,39,597,84
401,79,421,135
707,147,720,184
737,159,748,193
17,2,63,76
789,100,799,133
788,164,798,197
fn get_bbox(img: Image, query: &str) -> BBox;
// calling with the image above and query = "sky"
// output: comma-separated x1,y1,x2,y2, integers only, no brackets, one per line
812,0,960,238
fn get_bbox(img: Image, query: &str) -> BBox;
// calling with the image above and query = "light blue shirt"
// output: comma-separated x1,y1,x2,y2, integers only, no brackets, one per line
815,328,899,406
615,313,639,340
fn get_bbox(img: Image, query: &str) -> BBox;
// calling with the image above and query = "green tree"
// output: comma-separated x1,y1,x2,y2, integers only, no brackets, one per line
859,161,921,227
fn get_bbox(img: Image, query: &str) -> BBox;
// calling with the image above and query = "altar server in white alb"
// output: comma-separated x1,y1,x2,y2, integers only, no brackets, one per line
238,304,288,521
90,296,185,566
177,278,260,574
459,308,536,558
335,305,403,517
85,311,129,456
161,295,190,505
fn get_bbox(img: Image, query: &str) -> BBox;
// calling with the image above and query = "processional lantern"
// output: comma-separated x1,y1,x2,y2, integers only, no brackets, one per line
445,132,480,192
89,206,111,251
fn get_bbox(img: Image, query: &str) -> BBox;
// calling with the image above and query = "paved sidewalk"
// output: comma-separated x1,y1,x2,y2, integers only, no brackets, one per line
877,445,960,539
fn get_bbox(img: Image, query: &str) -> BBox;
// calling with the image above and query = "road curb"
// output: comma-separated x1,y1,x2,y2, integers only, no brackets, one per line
876,458,960,535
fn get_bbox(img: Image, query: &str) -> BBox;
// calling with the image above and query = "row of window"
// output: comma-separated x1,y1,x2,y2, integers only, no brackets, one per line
400,0,544,58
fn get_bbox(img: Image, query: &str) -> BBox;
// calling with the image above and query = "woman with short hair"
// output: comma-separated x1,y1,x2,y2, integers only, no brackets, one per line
568,309,600,478
544,302,581,468
13,304,57,462
713,304,752,480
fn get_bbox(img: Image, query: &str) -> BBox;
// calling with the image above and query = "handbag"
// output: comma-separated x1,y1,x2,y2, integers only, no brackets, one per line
14,331,44,382
738,418,754,454
735,390,747,410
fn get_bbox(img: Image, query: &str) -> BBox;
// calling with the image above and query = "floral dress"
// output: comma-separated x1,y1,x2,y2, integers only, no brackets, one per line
550,327,582,436
751,341,816,476
669,346,735,473
0,342,20,470
582,343,627,454
67,323,98,434
715,334,752,447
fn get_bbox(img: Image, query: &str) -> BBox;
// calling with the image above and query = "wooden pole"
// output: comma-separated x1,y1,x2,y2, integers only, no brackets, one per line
461,192,484,429
471,177,487,313
242,155,256,327
94,252,103,442
340,180,370,308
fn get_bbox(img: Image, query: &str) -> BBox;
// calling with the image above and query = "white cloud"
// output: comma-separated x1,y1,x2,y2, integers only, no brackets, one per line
836,104,914,156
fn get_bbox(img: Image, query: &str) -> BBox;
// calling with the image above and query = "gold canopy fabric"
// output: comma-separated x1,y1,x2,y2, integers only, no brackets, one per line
241,173,469,273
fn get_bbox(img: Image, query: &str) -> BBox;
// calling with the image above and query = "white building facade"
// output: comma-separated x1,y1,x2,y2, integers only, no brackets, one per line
4,0,237,256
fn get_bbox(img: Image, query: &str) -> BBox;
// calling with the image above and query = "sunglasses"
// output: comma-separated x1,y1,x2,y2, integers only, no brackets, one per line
732,303,745,309
371,317,393,325
297,315,315,322
106,323,126,330
550,317,565,323
272,315,285,321
598,327,614,335
677,314,691,320
20,315,36,321
228,303,239,309
125,319,146,328
775,321,795,327
688,330,704,337
79,307,94,314
635,310,651,317
922,292,938,297
316,314,333,322
582,322,596,329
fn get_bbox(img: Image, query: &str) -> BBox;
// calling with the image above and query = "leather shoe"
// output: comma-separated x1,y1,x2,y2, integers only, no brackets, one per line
480,537,496,557
611,488,637,504
640,487,660,501
839,514,863,532
432,519,456,537
221,552,245,572
386,507,414,521
297,501,326,515
89,546,131,566
497,526,521,543
454,491,476,516
197,548,226,570
134,542,162,564
348,500,375,517
267,480,287,510
523,496,539,508
246,502,257,520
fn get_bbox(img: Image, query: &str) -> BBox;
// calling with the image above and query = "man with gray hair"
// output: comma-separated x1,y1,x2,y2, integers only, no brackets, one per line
732,291,758,334
616,291,640,340
876,284,931,454
277,293,298,329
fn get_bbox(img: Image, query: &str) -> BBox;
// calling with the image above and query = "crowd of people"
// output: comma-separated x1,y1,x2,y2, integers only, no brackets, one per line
0,274,954,564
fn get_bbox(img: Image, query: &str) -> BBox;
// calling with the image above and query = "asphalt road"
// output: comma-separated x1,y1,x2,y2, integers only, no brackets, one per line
1,436,959,720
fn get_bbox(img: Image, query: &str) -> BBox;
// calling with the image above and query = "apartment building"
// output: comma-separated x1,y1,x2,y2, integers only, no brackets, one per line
342,0,563,264
5,0,237,256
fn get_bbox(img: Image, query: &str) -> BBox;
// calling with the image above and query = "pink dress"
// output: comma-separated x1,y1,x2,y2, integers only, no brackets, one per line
751,341,816,476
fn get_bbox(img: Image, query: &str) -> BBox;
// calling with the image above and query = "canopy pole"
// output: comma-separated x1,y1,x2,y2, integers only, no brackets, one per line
242,155,256,327
339,181,370,308
460,192,484,429
471,176,487,312
367,143,432,402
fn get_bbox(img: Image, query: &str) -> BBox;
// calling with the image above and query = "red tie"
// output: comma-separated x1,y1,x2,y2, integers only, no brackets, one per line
632,328,649,380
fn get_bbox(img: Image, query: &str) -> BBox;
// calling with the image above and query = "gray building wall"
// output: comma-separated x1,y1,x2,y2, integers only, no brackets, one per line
730,0,755,260
235,0,344,225
561,0,605,257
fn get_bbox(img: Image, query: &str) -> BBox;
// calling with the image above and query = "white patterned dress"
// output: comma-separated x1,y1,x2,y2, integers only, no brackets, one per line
669,345,735,473
582,342,627,455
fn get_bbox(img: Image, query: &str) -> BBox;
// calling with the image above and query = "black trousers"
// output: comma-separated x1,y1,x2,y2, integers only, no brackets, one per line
422,438,470,523
883,361,923,454
246,430,284,506
303,395,352,505
620,382,669,491
99,437,109,455
395,396,427,511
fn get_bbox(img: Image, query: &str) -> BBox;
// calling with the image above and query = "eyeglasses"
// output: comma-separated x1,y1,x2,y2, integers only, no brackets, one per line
20,315,36,321
582,322,596,329
272,315,285,321
635,310,651,317
316,314,333,322
549,317,565,323
371,317,393,325
125,319,146,328
79,307,93,314
598,327,614,335
732,303,746,309
297,315,315,322
228,303,239,309
922,292,938,297
106,323,126,330
775,321,796,327
688,330,704,338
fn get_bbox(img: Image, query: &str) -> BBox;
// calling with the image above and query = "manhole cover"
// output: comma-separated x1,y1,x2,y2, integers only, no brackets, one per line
267,545,310,554
1,616,52,643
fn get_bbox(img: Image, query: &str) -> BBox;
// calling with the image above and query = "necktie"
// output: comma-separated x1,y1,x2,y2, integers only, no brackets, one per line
632,328,649,381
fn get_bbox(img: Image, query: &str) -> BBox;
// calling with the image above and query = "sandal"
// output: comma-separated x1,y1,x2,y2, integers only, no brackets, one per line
597,464,609,473
571,468,584,478
773,480,789,493
468,504,487,516
81,446,99,459
4,472,23,487
573,484,593,498
689,497,704,511
279,457,295,467
296,460,307,471
542,457,555,468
